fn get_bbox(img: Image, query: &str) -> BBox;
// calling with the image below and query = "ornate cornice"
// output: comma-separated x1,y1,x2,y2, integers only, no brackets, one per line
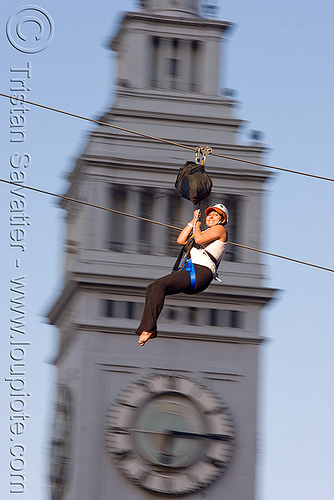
111,12,234,51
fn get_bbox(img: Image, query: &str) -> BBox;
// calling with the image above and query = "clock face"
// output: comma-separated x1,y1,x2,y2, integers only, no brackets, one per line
50,384,72,500
105,375,235,495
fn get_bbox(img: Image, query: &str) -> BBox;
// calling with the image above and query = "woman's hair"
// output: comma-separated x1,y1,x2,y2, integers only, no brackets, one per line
220,212,227,225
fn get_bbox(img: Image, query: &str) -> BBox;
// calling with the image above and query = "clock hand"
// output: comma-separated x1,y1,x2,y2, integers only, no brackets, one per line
130,428,233,442
130,428,170,435
169,430,233,442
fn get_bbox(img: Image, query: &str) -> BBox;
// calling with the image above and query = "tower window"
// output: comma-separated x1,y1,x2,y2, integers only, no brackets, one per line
208,309,244,328
151,36,160,88
169,39,180,88
104,300,114,317
109,185,126,252
188,307,198,325
127,302,135,319
138,190,154,254
230,310,244,329
169,58,178,77
190,40,200,91
102,300,142,320
168,308,177,321
209,308,218,326
167,193,182,254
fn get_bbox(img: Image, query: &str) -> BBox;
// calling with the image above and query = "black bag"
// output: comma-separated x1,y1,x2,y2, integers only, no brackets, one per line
175,161,212,205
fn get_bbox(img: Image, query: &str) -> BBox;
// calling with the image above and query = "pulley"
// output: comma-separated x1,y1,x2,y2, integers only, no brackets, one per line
195,145,212,165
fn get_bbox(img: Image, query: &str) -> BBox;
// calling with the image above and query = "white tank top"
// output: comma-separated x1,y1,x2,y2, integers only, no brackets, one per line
190,239,227,274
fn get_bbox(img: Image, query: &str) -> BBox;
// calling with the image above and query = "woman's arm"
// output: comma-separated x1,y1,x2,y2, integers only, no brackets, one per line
193,221,226,244
176,209,200,245
176,224,193,245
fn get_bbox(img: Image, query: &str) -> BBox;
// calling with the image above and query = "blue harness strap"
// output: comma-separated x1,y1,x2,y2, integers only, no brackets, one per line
182,258,196,290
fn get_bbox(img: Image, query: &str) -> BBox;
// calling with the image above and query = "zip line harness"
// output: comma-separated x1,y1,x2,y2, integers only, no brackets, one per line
172,207,227,289
173,229,226,289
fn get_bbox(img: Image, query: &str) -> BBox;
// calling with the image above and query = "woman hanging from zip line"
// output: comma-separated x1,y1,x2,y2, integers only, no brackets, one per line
136,203,229,346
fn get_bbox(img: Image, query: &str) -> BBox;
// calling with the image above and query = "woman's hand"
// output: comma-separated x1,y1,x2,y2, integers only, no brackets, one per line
190,209,201,225
177,209,201,245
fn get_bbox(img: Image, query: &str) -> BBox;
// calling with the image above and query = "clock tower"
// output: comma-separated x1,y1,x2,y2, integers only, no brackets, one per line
48,1,275,499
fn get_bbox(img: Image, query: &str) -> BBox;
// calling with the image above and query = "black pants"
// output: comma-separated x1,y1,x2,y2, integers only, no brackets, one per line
136,265,213,336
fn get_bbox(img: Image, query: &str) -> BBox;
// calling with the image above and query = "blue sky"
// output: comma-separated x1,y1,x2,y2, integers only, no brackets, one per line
0,1,333,499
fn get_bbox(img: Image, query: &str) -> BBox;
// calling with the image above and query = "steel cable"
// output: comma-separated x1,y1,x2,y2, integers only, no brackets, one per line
1,177,333,273
1,93,333,182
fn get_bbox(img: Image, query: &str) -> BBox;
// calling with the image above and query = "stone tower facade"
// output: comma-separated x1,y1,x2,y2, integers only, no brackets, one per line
49,1,275,499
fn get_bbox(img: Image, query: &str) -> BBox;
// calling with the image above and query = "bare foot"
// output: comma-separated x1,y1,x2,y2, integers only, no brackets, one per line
138,331,156,347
